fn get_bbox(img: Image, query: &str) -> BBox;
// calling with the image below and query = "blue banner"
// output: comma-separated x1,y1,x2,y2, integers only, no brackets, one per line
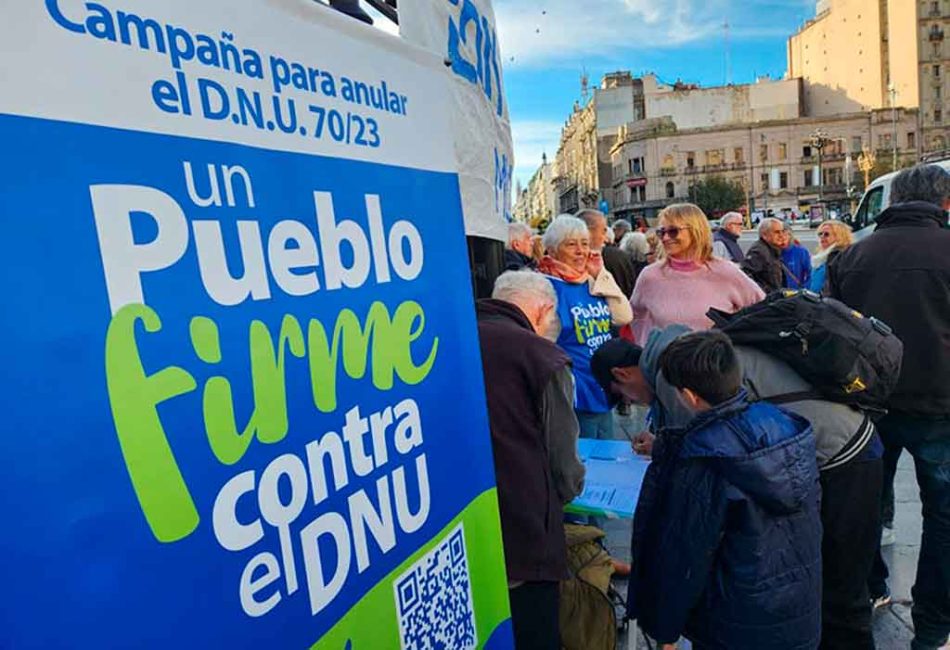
0,113,511,648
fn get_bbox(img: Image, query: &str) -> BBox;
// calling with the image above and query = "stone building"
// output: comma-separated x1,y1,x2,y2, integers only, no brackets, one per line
512,153,558,226
552,72,803,215
608,108,919,220
788,0,949,152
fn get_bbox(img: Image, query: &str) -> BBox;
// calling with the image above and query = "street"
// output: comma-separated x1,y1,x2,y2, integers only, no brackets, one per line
738,226,819,253
603,411,923,648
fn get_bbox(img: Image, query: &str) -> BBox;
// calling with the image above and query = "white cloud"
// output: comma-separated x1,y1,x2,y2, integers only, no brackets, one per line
494,0,807,68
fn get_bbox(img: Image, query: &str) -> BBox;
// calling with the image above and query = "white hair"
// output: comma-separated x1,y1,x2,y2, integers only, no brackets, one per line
542,214,589,253
492,270,557,310
620,231,650,262
758,217,783,236
721,211,743,227
507,222,535,248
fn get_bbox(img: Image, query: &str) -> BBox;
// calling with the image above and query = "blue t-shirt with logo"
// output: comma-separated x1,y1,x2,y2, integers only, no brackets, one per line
547,276,613,413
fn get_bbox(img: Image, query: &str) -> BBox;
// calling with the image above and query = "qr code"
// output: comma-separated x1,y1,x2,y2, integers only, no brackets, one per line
393,523,477,650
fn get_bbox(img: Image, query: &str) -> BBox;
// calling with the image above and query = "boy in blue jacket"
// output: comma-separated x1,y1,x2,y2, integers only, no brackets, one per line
629,331,822,650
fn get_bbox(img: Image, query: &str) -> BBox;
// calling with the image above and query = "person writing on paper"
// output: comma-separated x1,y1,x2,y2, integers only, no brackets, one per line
476,270,585,650
592,331,822,650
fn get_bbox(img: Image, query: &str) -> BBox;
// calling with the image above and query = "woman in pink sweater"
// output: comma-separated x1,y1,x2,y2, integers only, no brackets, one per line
630,203,764,344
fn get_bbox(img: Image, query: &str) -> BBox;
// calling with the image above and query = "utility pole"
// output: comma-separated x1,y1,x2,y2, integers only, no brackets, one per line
724,20,732,85
889,84,898,171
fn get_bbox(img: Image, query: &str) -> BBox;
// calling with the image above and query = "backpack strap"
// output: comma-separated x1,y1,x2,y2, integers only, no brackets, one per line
765,390,823,404
779,260,803,288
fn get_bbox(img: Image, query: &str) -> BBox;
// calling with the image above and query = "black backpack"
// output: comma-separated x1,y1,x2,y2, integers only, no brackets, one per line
707,290,903,411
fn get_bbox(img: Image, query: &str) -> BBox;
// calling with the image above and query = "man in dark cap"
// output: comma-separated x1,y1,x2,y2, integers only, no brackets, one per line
593,327,884,649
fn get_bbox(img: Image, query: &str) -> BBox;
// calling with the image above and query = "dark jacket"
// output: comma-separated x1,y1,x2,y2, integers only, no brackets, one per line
476,299,572,582
741,239,784,293
713,229,743,263
504,248,537,272
629,392,822,649
827,201,950,417
602,245,638,297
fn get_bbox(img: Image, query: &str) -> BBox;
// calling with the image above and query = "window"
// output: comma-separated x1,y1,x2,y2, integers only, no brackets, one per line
852,136,863,152
938,85,943,99
666,181,675,198
936,64,942,77
661,154,674,170
759,144,769,161
780,172,789,189
686,152,695,168
826,167,843,185
803,145,813,158
706,149,725,166
936,109,943,123
854,186,885,230
778,142,787,160
631,157,644,174
734,147,744,164
804,169,815,186
879,134,892,148
760,173,769,189
638,186,646,202
908,131,916,149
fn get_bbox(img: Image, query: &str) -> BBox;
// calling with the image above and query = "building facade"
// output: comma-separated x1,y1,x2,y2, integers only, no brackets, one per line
788,0,949,152
609,108,920,219
512,154,557,226
553,101,602,214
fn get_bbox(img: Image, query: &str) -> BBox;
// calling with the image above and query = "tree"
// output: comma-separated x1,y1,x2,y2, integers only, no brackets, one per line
687,176,745,217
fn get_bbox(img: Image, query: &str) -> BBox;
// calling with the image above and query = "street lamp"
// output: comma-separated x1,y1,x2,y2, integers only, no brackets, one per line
809,128,832,202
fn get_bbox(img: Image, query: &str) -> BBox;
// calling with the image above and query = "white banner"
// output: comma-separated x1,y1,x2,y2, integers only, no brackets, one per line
399,0,513,241
0,0,454,172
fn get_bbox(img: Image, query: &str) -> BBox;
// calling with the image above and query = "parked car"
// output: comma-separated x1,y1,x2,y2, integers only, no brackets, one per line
848,159,950,241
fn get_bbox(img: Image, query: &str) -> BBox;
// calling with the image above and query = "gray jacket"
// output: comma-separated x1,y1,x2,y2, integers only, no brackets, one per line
641,325,872,470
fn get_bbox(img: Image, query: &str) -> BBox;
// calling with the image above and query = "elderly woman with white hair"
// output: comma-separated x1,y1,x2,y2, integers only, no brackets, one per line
539,215,633,439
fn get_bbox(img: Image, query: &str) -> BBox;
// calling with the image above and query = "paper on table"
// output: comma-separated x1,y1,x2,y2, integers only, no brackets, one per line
568,439,651,519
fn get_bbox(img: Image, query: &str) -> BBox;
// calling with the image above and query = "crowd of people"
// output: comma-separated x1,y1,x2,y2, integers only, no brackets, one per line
479,162,950,650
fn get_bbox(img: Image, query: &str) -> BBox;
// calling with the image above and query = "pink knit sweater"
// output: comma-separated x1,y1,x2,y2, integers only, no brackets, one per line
630,258,765,344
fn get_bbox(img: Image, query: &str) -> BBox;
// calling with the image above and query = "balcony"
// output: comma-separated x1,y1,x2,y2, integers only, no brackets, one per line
659,167,677,177
684,165,701,175
821,151,848,162
930,27,944,42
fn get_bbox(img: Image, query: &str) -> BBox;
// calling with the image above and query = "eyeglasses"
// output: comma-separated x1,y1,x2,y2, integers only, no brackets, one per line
818,231,832,239
657,226,682,239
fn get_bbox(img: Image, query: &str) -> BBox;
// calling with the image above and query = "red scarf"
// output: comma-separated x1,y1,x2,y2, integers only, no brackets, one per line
538,255,590,284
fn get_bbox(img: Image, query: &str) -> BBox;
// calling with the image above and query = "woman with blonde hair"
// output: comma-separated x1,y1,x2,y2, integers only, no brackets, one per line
630,203,764,343
808,220,853,293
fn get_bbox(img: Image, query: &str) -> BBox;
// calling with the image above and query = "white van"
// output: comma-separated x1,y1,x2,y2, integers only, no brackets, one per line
849,159,950,240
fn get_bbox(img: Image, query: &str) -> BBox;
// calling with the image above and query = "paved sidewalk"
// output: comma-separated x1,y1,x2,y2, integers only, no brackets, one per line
602,412,926,648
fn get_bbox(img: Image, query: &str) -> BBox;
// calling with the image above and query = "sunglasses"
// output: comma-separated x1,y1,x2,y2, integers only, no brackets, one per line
657,226,683,239
818,231,832,238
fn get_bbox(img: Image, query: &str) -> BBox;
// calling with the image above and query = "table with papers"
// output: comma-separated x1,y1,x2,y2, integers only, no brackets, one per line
566,438,651,520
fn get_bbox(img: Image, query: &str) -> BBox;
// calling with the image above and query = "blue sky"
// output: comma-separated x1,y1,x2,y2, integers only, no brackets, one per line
494,0,819,188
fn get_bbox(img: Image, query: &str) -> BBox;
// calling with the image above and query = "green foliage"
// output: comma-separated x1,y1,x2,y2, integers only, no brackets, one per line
687,176,745,217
